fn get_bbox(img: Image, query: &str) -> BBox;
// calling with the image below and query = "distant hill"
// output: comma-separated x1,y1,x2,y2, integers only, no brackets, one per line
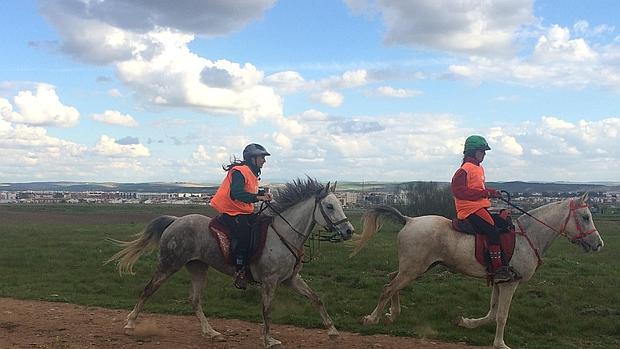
0,180,618,194
335,180,619,193
489,181,620,193
0,182,219,194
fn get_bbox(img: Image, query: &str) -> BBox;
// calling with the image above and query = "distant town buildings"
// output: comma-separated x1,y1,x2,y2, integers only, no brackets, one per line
1,189,618,214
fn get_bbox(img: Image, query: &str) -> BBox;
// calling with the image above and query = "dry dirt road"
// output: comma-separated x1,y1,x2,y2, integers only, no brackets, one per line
0,298,488,349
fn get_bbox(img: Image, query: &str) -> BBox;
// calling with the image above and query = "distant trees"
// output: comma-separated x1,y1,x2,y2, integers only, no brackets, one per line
393,181,456,218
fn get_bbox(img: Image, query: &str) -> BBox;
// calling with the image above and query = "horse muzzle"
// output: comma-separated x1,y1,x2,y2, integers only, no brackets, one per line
336,222,354,241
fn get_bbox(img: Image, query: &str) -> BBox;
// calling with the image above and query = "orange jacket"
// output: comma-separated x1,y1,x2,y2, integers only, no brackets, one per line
452,161,491,219
210,165,259,215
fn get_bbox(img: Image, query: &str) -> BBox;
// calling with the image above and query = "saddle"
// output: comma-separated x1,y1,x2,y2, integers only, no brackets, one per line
451,209,516,271
208,214,273,266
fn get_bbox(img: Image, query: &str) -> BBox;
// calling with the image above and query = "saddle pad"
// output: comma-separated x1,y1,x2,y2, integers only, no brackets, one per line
451,218,516,268
474,231,516,269
208,215,272,265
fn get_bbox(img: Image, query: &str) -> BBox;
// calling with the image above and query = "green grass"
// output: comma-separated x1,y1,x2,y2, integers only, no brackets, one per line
0,205,618,348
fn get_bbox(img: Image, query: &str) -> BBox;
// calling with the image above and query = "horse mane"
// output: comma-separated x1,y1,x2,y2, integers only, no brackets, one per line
269,177,325,213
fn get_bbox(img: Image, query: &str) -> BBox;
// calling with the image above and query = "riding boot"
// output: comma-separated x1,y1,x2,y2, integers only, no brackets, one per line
489,245,514,283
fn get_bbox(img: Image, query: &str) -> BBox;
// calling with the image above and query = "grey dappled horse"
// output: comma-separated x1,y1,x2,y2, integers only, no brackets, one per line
351,193,603,349
107,179,354,348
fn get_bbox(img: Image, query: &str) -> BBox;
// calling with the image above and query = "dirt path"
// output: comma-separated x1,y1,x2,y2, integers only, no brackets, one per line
0,298,487,349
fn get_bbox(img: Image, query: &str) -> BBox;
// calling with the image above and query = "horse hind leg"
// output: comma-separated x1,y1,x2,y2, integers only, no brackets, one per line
285,274,339,338
186,260,224,341
125,264,178,331
458,284,499,329
385,271,401,324
362,267,421,326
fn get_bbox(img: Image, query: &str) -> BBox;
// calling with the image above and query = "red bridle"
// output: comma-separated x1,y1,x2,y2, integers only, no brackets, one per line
516,199,598,269
559,200,598,242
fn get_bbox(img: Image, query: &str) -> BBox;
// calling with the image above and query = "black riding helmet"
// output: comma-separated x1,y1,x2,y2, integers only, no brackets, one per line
242,143,271,161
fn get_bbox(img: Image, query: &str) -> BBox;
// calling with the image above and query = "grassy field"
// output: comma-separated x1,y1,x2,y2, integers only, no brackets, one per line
0,204,618,349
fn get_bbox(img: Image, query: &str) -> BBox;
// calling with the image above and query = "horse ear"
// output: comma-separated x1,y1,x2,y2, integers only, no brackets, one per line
332,181,337,192
579,191,589,204
324,181,331,194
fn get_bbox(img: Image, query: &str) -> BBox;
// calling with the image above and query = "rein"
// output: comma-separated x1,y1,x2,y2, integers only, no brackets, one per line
498,194,598,268
261,194,350,266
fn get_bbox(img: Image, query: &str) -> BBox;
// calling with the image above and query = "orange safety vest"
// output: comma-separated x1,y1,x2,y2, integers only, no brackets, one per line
210,165,259,215
454,162,491,220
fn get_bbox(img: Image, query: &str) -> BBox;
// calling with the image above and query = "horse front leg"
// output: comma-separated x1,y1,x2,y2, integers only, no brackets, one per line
261,278,281,348
186,260,224,341
458,284,499,328
285,274,338,338
493,282,519,349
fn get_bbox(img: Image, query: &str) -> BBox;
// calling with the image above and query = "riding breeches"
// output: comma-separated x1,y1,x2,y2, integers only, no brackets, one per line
466,208,500,245
220,213,253,267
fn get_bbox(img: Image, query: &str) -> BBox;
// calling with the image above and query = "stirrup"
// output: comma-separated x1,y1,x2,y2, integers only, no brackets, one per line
234,270,248,290
493,266,517,284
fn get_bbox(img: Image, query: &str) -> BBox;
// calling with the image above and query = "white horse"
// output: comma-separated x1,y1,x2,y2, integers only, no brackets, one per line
351,193,603,349
107,179,354,348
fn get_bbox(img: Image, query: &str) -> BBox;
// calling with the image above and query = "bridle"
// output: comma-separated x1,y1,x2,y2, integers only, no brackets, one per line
314,194,350,240
558,200,598,242
261,192,350,267
499,195,598,268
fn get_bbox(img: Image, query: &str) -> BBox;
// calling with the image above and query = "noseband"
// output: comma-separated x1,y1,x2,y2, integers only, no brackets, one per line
559,200,598,243
314,194,350,232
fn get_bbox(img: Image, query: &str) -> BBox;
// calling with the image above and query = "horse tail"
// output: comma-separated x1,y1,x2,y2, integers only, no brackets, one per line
105,215,177,276
350,205,409,257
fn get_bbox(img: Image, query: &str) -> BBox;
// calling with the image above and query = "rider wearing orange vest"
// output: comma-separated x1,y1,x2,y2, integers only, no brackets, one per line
451,135,515,283
210,143,273,289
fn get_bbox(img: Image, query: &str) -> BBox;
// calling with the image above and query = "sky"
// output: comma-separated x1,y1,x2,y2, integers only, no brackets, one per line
1,0,619,184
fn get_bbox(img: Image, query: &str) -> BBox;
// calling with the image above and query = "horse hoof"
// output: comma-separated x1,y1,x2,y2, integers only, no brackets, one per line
383,314,394,324
327,327,339,338
265,338,282,348
361,315,377,326
123,323,136,334
208,333,226,342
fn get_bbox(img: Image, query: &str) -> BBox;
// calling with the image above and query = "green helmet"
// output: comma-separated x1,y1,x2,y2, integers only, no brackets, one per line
464,135,491,153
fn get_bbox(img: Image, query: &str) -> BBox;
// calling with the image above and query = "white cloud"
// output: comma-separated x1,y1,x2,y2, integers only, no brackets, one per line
115,30,283,124
108,89,122,97
573,20,615,37
442,24,620,93
542,116,575,130
0,84,79,127
91,110,138,127
351,0,535,56
192,145,211,161
532,25,597,63
40,3,284,125
313,90,344,107
265,71,306,94
93,135,150,157
318,69,369,89
374,86,422,98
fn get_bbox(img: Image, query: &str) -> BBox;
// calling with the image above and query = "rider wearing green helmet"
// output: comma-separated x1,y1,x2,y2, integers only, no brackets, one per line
451,135,516,284
463,135,491,154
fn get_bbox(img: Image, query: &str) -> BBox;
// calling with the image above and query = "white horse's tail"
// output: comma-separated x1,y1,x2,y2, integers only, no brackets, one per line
350,205,408,257
105,215,177,276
